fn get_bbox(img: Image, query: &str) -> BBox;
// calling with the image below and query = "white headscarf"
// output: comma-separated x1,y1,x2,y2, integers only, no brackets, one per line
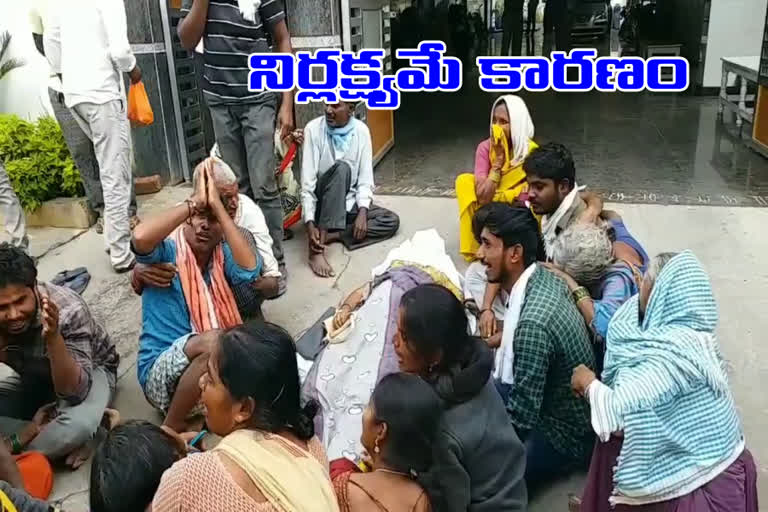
489,95,535,166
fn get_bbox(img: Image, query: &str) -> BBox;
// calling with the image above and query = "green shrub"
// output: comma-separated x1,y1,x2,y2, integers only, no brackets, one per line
0,114,83,211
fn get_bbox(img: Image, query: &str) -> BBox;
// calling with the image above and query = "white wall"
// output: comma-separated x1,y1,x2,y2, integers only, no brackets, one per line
703,0,767,87
0,2,53,120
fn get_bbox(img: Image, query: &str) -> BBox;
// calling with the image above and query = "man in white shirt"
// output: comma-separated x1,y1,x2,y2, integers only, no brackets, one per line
49,0,142,273
301,102,400,277
28,0,139,236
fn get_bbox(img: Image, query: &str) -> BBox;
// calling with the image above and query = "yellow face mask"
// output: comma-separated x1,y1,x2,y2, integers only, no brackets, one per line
489,124,511,173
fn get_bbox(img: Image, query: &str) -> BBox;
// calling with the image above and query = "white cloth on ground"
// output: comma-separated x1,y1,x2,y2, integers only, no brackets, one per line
540,183,586,259
494,263,537,385
371,229,463,289
304,229,462,460
300,117,374,224
296,354,313,385
311,279,393,461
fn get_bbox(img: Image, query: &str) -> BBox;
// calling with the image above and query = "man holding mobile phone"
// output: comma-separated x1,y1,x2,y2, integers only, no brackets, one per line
0,244,119,467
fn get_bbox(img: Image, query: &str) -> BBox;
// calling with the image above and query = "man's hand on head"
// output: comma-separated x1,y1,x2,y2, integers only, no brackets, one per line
205,165,227,217
188,159,211,212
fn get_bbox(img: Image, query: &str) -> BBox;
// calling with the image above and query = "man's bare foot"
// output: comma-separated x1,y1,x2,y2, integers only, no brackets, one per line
64,409,121,469
309,252,335,278
325,232,341,245
65,443,93,469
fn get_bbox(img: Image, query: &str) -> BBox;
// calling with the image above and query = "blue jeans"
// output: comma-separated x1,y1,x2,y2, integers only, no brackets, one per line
495,379,590,491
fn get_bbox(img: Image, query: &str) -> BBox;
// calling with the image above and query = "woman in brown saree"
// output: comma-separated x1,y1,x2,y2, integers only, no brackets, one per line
331,373,439,512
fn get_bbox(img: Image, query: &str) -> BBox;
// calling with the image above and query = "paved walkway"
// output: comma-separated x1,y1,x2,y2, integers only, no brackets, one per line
18,188,768,510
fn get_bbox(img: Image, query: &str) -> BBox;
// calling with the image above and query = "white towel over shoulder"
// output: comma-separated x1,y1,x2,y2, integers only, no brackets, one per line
238,0,262,23
494,263,537,385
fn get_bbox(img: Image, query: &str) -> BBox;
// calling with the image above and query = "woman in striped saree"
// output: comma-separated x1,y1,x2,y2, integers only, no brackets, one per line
569,251,758,512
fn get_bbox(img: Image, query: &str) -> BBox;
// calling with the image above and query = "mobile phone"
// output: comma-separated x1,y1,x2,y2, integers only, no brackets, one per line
188,429,207,450
33,285,44,329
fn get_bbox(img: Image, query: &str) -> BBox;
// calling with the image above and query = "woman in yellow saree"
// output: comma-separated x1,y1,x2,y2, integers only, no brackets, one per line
456,95,537,261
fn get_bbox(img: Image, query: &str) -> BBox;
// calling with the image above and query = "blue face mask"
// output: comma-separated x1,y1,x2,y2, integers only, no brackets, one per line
327,118,356,154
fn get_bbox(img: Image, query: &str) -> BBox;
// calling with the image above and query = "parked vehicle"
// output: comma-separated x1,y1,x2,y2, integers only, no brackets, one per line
570,0,611,39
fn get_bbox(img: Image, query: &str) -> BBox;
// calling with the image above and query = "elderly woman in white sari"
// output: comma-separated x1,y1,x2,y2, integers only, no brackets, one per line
569,251,757,512
301,229,463,461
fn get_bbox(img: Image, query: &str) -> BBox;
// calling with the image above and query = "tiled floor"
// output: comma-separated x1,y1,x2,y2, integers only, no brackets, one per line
375,50,768,207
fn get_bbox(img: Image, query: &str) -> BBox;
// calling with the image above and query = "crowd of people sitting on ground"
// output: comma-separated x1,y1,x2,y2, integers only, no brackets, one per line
0,92,759,512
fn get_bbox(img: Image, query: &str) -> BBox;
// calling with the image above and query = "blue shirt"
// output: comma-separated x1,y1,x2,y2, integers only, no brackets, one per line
135,239,261,387
609,219,649,272
591,262,640,342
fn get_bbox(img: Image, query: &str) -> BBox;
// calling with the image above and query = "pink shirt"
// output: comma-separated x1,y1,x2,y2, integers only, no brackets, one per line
472,138,532,203
474,139,493,180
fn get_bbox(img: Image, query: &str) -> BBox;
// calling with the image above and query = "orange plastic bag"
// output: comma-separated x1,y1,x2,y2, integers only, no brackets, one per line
15,451,53,500
127,81,154,126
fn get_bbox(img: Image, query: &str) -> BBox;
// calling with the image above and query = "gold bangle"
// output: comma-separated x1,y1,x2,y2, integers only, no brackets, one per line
571,286,591,304
488,170,501,184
